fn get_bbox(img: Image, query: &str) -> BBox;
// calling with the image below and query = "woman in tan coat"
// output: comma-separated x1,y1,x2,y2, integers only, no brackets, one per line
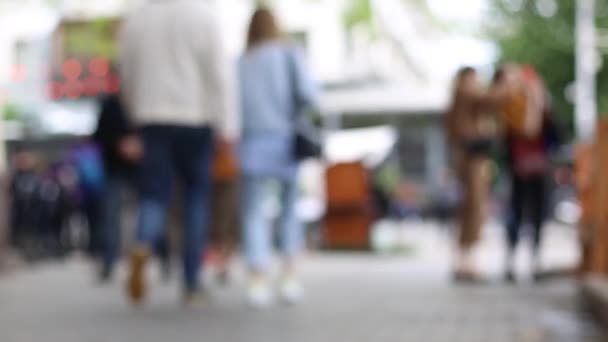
445,67,499,281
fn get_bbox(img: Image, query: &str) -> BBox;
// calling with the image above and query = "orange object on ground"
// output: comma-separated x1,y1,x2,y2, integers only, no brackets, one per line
590,121,608,274
578,119,608,276
576,143,594,274
325,162,371,208
323,162,374,249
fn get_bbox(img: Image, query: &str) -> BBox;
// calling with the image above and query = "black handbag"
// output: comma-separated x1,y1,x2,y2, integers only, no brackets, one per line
294,114,322,160
285,47,322,161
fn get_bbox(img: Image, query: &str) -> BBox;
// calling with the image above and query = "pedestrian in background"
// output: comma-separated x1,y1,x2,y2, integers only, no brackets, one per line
119,0,238,305
209,139,240,285
92,93,142,282
445,67,496,282
238,8,318,308
68,142,105,260
498,66,561,282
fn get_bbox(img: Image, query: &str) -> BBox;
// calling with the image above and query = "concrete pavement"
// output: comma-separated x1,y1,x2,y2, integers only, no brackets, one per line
0,223,605,342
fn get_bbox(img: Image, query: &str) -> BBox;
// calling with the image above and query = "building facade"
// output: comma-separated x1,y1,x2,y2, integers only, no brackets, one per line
0,0,481,186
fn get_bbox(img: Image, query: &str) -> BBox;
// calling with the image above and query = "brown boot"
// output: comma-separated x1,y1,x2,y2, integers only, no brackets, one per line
127,247,150,305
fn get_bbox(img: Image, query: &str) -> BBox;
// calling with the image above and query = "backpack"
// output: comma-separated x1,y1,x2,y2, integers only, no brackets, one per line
68,143,105,199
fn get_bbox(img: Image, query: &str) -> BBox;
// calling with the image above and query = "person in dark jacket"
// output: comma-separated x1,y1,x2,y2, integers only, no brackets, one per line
503,110,560,282
93,94,142,281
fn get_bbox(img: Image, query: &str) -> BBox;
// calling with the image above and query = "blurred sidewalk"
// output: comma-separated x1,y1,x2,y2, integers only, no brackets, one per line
0,222,605,342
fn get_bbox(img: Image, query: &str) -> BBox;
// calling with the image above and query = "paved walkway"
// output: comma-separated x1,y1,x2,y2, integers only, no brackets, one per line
0,223,605,342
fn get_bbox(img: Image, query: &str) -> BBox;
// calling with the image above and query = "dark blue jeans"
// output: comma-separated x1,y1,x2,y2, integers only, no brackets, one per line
101,174,171,278
136,125,214,292
101,174,127,276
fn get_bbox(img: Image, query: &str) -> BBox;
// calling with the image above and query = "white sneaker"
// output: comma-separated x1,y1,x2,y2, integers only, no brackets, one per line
279,275,303,305
247,278,273,309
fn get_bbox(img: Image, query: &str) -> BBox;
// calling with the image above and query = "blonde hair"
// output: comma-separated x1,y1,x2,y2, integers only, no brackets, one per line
246,8,282,50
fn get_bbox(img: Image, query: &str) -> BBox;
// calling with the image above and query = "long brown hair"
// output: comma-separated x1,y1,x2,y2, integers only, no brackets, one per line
453,66,476,96
246,8,282,50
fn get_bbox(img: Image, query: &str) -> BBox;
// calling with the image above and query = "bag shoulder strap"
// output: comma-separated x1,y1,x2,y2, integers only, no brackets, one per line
283,44,302,119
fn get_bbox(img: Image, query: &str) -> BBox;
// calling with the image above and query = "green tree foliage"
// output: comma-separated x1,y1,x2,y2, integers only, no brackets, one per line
487,0,608,133
343,0,373,31
342,0,434,33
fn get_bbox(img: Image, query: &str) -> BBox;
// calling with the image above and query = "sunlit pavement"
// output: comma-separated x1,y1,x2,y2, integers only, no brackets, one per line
0,222,605,342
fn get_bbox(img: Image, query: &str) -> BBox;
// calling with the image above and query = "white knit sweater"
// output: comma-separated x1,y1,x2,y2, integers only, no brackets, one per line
119,0,239,139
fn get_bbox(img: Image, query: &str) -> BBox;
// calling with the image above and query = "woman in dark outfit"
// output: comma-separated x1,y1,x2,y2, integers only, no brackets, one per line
93,94,143,281
503,106,561,282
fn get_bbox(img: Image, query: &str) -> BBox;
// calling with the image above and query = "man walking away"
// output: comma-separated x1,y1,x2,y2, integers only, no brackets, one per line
120,0,238,305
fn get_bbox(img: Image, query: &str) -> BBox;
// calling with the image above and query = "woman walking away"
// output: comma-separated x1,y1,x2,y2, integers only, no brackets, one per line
445,67,497,283
239,8,318,308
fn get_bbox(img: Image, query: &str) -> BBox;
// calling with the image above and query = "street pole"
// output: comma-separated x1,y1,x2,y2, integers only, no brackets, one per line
576,0,597,141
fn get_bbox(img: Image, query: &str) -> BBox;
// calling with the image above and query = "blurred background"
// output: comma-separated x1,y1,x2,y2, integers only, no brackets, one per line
0,0,608,341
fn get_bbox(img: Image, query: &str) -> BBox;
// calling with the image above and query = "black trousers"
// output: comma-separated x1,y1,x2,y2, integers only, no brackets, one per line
506,175,548,251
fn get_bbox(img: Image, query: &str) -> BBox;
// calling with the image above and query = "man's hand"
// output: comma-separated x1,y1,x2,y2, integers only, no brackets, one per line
216,138,235,153
118,135,143,163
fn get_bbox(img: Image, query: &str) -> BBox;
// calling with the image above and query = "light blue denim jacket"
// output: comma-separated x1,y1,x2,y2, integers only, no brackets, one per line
238,41,318,179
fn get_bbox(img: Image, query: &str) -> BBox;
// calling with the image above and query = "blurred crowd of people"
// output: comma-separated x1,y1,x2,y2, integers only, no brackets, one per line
117,3,319,308
9,142,105,260
8,3,318,310
445,64,562,283
3,0,570,314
